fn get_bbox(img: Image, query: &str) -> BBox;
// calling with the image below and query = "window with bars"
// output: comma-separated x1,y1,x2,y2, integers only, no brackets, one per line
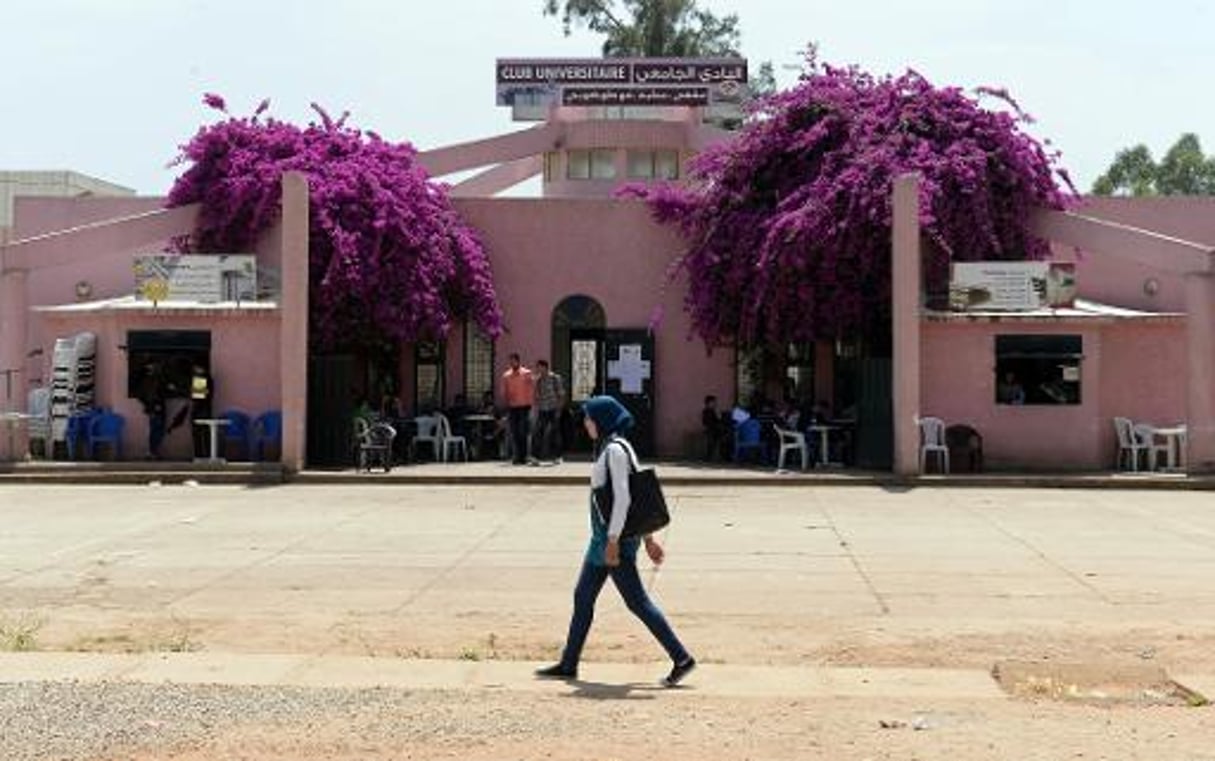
785,343,815,403
734,346,764,408
414,341,445,413
463,326,494,405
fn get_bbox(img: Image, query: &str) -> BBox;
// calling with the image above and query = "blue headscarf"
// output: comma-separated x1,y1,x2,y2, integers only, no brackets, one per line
582,395,634,439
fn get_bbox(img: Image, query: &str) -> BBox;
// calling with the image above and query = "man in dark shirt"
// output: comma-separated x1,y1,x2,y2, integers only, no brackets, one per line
532,360,566,463
701,395,727,461
135,362,167,459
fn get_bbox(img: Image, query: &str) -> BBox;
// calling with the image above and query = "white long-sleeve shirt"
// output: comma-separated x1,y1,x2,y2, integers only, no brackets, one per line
591,437,633,539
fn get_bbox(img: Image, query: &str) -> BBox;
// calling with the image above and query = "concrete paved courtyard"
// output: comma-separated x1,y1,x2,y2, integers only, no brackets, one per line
2,483,1214,671
2,483,1214,759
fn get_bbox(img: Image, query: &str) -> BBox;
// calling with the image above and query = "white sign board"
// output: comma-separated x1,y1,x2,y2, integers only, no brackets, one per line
496,57,748,122
949,261,1076,311
607,344,651,395
134,254,257,304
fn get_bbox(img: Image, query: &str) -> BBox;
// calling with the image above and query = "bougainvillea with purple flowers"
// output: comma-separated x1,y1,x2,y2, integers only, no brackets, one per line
167,95,502,350
626,57,1075,348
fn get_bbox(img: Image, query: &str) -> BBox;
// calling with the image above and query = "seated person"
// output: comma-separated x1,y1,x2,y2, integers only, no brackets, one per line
352,394,375,424
379,392,403,420
444,393,473,439
479,391,506,458
997,372,1026,405
701,395,729,461
777,397,800,430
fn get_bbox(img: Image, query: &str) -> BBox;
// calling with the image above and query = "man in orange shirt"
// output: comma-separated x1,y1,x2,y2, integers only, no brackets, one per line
501,353,535,464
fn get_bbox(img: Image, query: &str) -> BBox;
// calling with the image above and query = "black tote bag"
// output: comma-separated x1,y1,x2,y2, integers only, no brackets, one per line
593,437,671,539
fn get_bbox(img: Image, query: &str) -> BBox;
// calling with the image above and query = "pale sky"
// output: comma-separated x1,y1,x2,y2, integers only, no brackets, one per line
2,0,1211,196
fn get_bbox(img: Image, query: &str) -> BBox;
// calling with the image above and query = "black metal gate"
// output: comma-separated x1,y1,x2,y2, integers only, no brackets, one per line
307,354,356,467
602,329,656,458
854,356,893,470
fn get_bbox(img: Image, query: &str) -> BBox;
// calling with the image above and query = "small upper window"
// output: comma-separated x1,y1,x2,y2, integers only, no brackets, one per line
590,149,616,179
627,149,679,180
655,149,679,179
995,334,1082,406
567,149,617,180
567,150,591,180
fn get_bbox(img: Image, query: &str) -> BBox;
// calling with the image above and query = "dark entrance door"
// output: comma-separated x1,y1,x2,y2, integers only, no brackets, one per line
602,329,656,458
307,354,356,467
854,355,893,470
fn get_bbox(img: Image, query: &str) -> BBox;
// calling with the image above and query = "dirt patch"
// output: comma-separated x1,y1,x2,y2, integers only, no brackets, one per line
992,660,1209,707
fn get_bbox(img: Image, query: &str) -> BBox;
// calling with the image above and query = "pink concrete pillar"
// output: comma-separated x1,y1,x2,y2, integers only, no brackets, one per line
0,266,27,457
280,172,309,472
0,268,29,459
1185,272,1215,473
892,174,922,476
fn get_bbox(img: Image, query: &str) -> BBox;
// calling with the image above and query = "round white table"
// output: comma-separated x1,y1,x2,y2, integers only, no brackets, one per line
193,418,231,463
1151,425,1188,472
806,424,841,466
0,412,35,462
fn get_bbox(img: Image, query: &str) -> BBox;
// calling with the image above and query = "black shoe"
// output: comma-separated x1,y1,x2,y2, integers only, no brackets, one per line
663,657,696,687
535,663,577,680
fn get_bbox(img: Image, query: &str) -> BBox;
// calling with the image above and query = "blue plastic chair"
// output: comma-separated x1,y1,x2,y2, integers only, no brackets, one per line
252,410,282,461
733,417,766,464
86,411,125,460
220,410,253,461
65,409,104,460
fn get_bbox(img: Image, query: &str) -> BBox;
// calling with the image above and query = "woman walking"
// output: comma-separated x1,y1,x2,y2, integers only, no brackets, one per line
535,395,696,687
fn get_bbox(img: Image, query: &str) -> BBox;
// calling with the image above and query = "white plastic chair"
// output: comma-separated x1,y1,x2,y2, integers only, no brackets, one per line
26,387,51,459
411,415,442,461
1113,417,1146,471
1132,422,1170,471
774,425,808,471
437,413,468,463
918,416,950,474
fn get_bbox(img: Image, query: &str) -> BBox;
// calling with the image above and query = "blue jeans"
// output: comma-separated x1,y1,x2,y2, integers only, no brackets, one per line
508,407,530,462
558,557,691,669
532,409,561,460
148,409,166,457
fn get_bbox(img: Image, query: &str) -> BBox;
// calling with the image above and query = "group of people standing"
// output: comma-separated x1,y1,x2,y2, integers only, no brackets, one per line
500,353,566,465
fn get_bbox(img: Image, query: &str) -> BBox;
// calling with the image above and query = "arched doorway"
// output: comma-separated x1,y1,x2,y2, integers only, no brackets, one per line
552,295,606,453
550,295,656,457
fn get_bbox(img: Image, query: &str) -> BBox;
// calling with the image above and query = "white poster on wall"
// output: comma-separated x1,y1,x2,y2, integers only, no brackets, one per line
134,254,257,304
949,261,1077,311
607,344,651,395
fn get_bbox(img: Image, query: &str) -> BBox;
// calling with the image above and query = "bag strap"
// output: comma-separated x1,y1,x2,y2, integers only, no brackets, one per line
607,434,641,473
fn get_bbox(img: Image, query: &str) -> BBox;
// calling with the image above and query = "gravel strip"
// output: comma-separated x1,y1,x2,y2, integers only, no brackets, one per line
0,681,564,761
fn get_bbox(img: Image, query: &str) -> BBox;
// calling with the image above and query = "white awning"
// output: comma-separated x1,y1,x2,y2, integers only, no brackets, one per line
926,298,1183,322
34,295,278,315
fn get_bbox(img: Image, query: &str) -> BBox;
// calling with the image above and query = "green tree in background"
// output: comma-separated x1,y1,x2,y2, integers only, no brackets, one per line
1092,133,1215,195
541,1,777,101
543,0,741,56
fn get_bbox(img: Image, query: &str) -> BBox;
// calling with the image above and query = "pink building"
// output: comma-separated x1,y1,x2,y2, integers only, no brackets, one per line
2,79,1214,473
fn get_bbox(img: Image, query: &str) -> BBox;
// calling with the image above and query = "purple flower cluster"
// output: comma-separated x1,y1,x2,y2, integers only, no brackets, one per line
627,58,1075,348
167,96,503,349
